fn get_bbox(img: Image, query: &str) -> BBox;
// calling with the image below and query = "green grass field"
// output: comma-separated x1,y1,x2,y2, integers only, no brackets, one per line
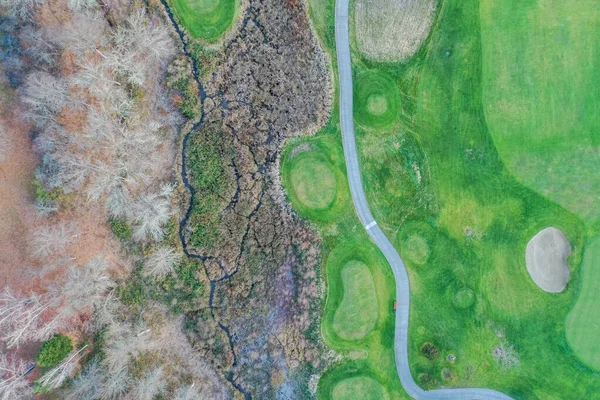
281,134,406,398
168,0,239,41
282,138,350,222
480,0,600,223
331,376,389,400
290,157,337,209
353,70,402,130
350,0,600,396
293,0,600,397
332,261,379,340
566,235,600,370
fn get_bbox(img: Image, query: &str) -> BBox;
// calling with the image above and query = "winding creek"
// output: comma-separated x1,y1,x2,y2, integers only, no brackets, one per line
160,1,252,398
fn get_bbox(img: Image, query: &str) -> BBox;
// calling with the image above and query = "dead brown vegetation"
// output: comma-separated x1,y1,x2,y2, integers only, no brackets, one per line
182,0,332,395
354,0,436,62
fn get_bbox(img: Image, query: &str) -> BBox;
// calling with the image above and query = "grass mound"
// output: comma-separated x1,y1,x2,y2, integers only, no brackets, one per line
332,376,389,400
333,261,379,340
480,0,600,222
281,138,350,222
453,287,475,309
366,94,388,115
566,235,600,371
402,234,430,265
168,0,239,41
353,0,436,62
353,70,401,130
289,157,336,210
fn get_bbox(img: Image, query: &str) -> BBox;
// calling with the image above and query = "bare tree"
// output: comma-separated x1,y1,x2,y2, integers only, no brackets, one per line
49,257,114,319
107,10,175,86
101,320,155,374
99,367,130,400
0,288,55,348
37,345,88,390
128,184,175,242
22,71,68,128
0,0,44,20
67,0,97,10
174,384,201,400
30,222,78,258
20,26,58,68
143,246,181,279
132,367,166,400
0,353,31,400
0,123,11,162
35,199,59,217
63,359,101,400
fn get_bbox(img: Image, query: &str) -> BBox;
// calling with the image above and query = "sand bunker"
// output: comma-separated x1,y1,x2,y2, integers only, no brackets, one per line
525,227,571,293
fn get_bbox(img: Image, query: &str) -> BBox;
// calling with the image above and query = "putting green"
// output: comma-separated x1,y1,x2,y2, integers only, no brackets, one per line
281,138,350,222
402,234,430,266
333,261,379,340
289,157,336,210
332,376,389,400
453,287,475,309
566,235,600,370
480,0,600,222
168,0,239,41
353,70,401,130
366,94,388,115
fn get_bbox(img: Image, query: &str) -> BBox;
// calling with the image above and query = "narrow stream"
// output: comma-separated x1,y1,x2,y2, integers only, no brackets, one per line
159,1,252,398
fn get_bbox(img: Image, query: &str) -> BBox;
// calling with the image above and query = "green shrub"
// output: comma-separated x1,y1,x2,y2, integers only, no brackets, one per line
174,77,198,119
418,373,437,390
420,342,440,360
109,217,131,241
32,179,57,202
37,334,72,367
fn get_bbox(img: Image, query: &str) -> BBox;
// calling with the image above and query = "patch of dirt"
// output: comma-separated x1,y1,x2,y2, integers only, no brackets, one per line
525,227,571,293
0,107,38,292
354,0,436,62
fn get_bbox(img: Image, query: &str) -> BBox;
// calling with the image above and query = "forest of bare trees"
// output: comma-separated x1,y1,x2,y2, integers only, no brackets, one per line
0,0,230,398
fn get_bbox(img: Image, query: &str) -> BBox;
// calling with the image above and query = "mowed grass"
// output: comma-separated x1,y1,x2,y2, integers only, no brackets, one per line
332,376,389,400
332,261,378,340
351,0,600,397
480,0,600,223
167,0,239,41
281,131,406,398
323,238,393,347
290,157,337,210
282,138,350,222
566,235,600,370
353,70,402,130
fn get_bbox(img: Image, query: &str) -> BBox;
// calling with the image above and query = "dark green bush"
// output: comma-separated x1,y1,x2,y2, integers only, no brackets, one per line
420,342,440,360
37,334,72,367
109,217,131,241
418,373,437,390
174,77,198,119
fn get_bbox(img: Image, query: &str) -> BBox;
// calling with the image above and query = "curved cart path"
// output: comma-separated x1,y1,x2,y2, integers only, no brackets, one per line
334,0,514,398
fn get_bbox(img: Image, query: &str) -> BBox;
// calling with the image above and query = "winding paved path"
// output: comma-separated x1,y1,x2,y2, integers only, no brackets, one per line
334,1,514,398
